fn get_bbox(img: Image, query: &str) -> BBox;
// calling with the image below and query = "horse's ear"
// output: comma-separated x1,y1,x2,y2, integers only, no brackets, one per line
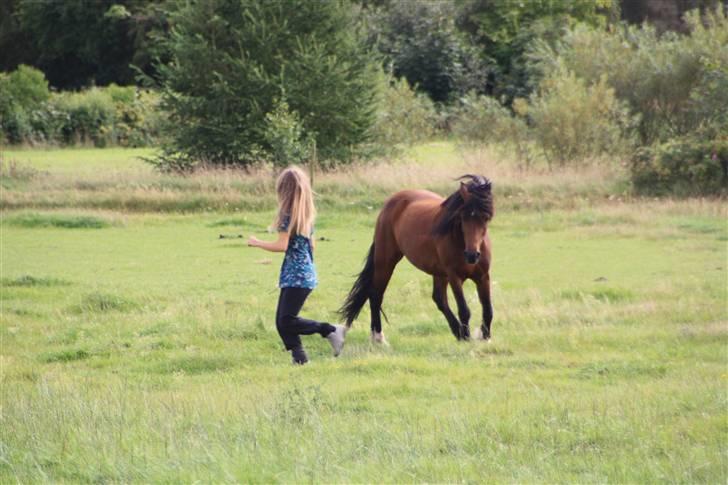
459,182,470,200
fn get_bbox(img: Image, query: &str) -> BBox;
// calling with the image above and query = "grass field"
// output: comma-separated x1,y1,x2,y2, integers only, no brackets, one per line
1,144,727,482
1,147,156,173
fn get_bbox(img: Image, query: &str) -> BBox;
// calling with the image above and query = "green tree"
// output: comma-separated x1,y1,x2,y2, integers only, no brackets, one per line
456,0,616,102
364,1,488,103
155,0,380,168
8,0,169,89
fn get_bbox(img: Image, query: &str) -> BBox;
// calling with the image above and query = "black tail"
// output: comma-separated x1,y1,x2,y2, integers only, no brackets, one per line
339,243,376,327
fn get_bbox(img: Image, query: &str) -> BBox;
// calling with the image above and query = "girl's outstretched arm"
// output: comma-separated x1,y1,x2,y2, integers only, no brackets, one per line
248,232,289,253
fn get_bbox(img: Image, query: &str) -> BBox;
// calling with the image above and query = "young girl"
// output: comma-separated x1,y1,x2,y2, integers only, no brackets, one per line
248,166,346,364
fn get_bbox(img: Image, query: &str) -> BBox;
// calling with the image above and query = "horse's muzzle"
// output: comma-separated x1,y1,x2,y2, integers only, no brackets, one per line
464,251,480,264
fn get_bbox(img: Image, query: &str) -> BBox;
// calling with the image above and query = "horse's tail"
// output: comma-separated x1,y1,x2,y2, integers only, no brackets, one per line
339,243,376,328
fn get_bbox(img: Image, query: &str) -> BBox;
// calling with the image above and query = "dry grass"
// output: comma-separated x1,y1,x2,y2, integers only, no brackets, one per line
1,143,637,213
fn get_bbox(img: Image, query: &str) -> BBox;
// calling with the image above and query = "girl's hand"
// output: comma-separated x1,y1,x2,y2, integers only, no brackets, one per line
248,236,262,247
247,232,288,252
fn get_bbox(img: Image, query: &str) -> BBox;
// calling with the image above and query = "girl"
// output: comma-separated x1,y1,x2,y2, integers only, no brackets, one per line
248,166,346,364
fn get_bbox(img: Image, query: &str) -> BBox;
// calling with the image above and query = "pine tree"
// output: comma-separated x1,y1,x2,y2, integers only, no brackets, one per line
156,0,380,168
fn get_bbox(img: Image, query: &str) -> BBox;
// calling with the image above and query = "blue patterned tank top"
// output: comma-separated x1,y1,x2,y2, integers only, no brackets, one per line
278,215,317,289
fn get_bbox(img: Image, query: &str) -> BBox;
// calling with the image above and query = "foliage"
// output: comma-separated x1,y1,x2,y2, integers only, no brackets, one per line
451,92,534,167
53,89,117,147
525,67,636,166
6,0,170,89
155,0,380,169
369,75,439,148
364,1,488,103
262,99,313,167
643,64,728,197
529,6,728,145
0,65,51,144
457,0,616,101
524,5,728,191
0,64,50,108
0,66,162,147
451,75,634,169
631,135,728,196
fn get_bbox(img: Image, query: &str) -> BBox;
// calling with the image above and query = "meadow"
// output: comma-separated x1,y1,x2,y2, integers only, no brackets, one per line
1,144,726,483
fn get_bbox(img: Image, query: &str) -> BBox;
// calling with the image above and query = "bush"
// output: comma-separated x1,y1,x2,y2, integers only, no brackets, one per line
0,65,162,147
370,76,439,148
53,89,116,146
110,87,163,147
365,1,489,103
0,65,51,144
631,135,728,196
263,99,313,167
0,64,50,109
451,92,535,167
529,6,728,145
452,92,522,144
525,67,636,165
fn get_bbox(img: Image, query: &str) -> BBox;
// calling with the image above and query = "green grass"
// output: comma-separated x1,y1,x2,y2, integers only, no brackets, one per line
2,198,726,482
1,147,155,173
5,212,114,229
1,144,726,482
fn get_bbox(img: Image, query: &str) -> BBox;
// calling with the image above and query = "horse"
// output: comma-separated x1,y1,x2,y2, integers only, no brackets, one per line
339,174,494,343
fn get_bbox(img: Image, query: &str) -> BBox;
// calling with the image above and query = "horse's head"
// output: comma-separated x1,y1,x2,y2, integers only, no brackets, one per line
434,175,494,265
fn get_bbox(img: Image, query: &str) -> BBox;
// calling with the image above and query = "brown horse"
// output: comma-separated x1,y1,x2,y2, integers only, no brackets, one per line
340,175,494,342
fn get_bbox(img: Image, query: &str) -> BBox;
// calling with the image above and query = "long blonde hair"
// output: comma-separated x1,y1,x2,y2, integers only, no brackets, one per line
274,166,316,236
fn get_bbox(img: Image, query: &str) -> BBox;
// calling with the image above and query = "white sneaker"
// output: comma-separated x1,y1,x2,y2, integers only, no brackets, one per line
326,325,347,357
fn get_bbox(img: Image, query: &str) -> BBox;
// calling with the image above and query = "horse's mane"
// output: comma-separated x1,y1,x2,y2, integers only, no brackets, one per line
432,175,494,236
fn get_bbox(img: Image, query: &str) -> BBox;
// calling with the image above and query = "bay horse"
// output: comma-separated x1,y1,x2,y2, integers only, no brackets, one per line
339,175,494,343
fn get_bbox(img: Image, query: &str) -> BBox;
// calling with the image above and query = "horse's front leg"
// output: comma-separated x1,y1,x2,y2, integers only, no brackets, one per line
432,276,463,339
476,274,493,340
447,275,471,340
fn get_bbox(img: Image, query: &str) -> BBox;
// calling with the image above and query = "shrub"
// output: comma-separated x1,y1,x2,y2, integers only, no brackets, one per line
451,92,535,167
0,65,51,144
0,65,163,147
452,92,522,144
111,87,163,147
525,67,636,165
52,88,116,147
370,76,439,148
0,64,50,109
631,135,728,196
262,99,313,167
528,6,728,145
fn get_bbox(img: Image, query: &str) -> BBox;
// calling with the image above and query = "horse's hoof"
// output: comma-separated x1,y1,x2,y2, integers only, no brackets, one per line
474,327,490,341
371,331,389,346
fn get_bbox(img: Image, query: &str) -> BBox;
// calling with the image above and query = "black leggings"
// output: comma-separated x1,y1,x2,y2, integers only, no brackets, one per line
276,287,335,351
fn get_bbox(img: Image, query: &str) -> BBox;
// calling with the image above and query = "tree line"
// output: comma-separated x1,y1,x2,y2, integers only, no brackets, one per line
1,0,725,195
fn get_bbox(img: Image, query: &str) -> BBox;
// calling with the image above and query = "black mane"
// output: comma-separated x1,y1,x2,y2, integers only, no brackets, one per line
432,175,494,236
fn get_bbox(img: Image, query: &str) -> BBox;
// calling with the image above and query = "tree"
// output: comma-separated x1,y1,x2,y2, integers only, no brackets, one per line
4,0,169,89
364,1,488,103
155,0,380,168
456,0,616,102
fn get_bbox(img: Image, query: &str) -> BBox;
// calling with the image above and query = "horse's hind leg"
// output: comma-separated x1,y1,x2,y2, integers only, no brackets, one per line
432,276,465,339
370,246,402,343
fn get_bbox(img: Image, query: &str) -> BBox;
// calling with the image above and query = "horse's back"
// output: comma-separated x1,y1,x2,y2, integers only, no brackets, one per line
378,189,441,224
372,190,443,272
